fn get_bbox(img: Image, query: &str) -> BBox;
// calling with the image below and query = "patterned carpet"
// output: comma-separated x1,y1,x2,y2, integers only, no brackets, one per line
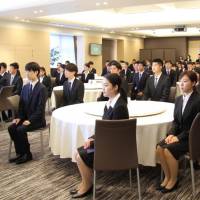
0,115,200,200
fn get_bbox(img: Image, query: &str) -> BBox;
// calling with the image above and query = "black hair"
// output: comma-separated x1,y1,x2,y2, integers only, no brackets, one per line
65,60,70,64
180,71,198,90
194,67,200,75
88,61,94,65
85,63,90,68
152,58,163,66
25,62,40,75
137,61,144,66
165,60,173,65
65,63,78,75
40,67,47,76
10,62,19,69
104,73,127,102
109,60,122,70
0,62,7,69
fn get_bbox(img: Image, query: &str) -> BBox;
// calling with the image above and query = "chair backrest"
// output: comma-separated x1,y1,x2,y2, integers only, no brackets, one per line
189,113,200,161
51,77,56,88
0,86,14,111
7,95,20,113
54,89,64,108
94,118,138,171
168,86,176,103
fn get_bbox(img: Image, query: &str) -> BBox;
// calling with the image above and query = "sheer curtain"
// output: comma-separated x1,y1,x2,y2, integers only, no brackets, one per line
50,34,76,68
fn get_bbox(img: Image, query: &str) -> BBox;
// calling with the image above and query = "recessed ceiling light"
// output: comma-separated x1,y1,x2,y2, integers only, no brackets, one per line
34,10,38,14
15,16,19,19
21,19,25,22
110,31,115,34
39,10,43,13
96,2,100,6
103,2,108,5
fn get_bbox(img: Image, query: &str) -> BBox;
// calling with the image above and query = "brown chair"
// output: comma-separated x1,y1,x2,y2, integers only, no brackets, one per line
93,119,141,200
187,113,200,196
168,86,176,103
7,95,50,159
54,89,64,109
0,86,14,126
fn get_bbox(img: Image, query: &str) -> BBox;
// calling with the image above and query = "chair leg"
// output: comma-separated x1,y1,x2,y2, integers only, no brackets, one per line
129,169,132,188
40,131,44,157
136,167,141,200
93,170,96,200
190,160,196,196
8,139,12,159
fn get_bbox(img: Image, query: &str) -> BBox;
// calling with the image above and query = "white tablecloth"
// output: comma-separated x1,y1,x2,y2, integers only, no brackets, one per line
49,101,174,166
51,83,102,108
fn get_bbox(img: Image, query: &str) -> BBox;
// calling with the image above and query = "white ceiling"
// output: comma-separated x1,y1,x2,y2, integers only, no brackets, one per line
1,0,200,37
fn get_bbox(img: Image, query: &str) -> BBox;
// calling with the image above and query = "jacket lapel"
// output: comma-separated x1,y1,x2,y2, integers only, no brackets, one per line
182,92,195,120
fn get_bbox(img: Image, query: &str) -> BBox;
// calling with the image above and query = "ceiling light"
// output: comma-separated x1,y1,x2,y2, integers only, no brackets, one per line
15,16,19,19
103,2,108,5
39,10,43,13
34,10,38,14
96,2,100,6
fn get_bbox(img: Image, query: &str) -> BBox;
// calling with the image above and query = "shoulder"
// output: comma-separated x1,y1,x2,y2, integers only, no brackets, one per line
114,96,127,108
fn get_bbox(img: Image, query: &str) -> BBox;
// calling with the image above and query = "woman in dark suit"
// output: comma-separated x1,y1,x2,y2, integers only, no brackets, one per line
39,67,52,97
156,71,200,193
70,73,129,198
80,63,94,83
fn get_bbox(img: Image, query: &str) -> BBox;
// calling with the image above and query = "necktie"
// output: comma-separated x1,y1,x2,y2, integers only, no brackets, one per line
29,84,33,98
139,73,142,81
154,77,158,88
68,82,72,91
167,70,170,75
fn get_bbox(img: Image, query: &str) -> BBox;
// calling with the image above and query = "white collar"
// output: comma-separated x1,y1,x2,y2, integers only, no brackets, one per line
30,79,38,89
183,91,193,100
106,93,120,109
154,73,162,79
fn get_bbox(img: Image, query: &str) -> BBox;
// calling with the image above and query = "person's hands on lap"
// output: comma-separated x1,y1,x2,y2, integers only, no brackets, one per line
12,118,20,125
165,134,179,144
23,120,31,126
84,138,94,149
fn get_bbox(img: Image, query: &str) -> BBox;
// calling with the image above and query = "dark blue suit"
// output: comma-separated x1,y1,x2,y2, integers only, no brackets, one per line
8,81,47,155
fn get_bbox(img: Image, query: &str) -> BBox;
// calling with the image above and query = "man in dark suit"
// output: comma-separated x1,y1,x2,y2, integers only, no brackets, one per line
121,61,133,83
131,61,149,100
80,63,94,83
144,58,170,102
39,67,52,97
8,62,47,164
0,62,9,90
162,60,177,87
101,60,110,76
97,60,128,101
128,59,136,72
63,63,84,105
88,61,96,74
55,64,66,86
8,62,23,95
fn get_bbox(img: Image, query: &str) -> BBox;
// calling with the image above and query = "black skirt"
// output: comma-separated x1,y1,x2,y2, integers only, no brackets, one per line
78,146,94,169
157,139,188,160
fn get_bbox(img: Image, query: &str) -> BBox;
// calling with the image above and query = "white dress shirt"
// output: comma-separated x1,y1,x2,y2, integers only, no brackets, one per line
106,93,120,109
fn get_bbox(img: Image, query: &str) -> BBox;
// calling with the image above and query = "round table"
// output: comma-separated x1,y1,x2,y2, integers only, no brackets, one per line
51,83,102,108
49,101,174,166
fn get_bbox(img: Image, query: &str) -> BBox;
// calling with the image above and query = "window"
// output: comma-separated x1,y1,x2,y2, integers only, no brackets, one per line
50,34,76,68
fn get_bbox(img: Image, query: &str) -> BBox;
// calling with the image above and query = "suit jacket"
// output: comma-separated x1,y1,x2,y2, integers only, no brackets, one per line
97,78,128,101
143,73,170,102
101,67,108,76
40,75,52,97
170,91,200,141
18,82,46,127
63,78,84,105
131,71,149,99
196,84,200,94
81,72,94,83
8,73,23,95
121,68,133,83
90,96,129,139
55,73,66,86
162,68,177,87
0,72,9,90
90,68,96,74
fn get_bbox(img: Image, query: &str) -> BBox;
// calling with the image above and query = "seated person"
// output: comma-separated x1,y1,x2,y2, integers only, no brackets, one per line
143,58,170,102
39,67,52,98
8,62,47,164
70,73,129,198
101,60,110,76
0,62,9,90
194,67,200,94
121,61,133,83
80,63,94,83
131,61,149,100
88,61,96,74
63,63,84,105
55,63,66,86
97,60,128,101
8,62,23,95
156,71,200,193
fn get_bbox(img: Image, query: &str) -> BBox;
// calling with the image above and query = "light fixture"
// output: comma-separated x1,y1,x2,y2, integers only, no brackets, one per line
103,2,108,5
15,16,19,19
39,10,43,13
96,2,100,6
33,10,38,14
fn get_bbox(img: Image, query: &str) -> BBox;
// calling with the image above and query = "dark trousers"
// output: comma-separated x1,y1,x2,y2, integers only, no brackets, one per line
8,121,41,155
